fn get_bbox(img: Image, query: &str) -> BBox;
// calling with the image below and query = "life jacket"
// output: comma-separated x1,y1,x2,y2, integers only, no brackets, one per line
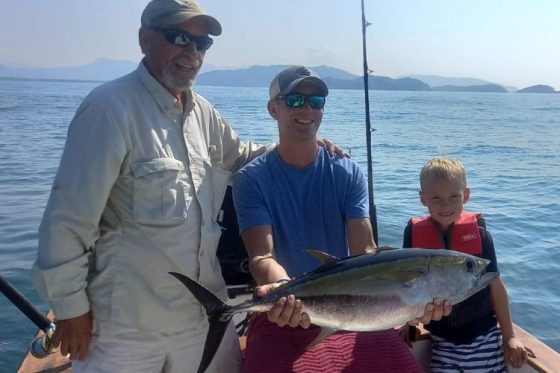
409,211,496,343
410,211,482,254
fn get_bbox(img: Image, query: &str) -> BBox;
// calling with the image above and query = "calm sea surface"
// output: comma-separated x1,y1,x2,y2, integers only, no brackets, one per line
0,79,559,371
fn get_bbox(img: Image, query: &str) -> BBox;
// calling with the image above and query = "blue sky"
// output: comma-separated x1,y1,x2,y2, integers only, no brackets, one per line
1,0,559,89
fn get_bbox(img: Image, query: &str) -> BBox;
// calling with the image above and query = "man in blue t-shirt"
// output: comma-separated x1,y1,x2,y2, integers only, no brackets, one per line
232,65,451,372
233,65,377,281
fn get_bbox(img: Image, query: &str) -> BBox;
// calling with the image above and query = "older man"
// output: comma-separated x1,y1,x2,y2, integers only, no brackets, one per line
32,1,267,372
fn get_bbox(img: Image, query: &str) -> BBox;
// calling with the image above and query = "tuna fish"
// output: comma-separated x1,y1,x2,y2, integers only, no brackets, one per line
170,248,497,373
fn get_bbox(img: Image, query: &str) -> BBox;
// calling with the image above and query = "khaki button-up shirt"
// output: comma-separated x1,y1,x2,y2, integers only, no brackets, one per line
32,63,270,332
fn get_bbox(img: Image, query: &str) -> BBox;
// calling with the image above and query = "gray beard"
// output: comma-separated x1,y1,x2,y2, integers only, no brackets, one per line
162,66,196,91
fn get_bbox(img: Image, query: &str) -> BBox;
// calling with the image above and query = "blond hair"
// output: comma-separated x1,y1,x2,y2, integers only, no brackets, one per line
420,157,467,190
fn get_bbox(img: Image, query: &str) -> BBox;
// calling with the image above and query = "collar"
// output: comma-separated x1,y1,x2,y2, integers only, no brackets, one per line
136,60,194,115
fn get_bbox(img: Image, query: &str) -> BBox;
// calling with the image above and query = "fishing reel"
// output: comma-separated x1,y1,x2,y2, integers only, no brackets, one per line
30,322,58,358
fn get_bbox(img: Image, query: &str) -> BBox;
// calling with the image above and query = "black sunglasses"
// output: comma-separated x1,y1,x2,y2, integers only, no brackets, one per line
151,27,213,51
277,94,326,109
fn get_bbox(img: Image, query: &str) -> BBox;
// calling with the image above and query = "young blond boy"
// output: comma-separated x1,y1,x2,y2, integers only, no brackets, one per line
402,157,530,372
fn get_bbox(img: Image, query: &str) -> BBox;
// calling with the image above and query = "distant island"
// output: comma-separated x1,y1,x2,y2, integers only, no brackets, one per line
430,84,507,93
196,65,432,91
401,75,517,92
516,85,557,93
197,66,560,93
1,59,558,93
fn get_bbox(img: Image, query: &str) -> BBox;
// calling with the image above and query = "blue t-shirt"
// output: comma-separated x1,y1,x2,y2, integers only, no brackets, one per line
233,147,369,277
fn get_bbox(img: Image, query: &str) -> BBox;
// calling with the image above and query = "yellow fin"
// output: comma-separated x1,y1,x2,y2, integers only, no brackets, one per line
306,249,339,264
373,270,426,286
306,327,336,350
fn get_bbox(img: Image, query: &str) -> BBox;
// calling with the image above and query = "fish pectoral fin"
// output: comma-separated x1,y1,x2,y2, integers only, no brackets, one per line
306,327,336,350
399,270,426,286
372,270,426,287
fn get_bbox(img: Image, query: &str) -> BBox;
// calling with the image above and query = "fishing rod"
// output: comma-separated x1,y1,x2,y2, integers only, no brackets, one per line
0,273,57,358
361,0,379,245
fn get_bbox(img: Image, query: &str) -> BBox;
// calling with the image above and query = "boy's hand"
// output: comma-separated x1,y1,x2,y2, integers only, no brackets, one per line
255,283,311,329
408,298,452,326
504,337,533,368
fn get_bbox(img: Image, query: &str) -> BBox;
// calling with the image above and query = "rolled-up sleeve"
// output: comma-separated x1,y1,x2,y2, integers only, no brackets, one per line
212,114,272,172
31,100,127,320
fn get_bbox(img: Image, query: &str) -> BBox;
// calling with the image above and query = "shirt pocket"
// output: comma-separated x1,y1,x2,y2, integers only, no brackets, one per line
130,158,187,225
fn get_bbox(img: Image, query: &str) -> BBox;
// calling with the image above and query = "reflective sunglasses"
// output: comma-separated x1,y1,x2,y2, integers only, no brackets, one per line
151,27,213,51
277,94,326,109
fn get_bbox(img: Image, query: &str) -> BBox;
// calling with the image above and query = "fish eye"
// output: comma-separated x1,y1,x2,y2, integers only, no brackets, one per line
465,258,476,272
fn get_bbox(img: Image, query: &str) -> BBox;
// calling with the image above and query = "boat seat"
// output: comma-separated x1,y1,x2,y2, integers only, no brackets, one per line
217,186,255,289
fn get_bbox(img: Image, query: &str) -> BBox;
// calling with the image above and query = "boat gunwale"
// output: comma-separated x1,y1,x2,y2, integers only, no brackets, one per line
18,312,560,373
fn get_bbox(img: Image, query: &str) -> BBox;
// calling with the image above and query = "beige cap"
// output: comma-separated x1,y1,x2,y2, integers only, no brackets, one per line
269,65,329,99
141,0,222,36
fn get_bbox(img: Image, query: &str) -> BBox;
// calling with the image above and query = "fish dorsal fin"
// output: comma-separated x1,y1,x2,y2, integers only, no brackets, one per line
375,245,400,252
306,249,339,264
306,327,337,350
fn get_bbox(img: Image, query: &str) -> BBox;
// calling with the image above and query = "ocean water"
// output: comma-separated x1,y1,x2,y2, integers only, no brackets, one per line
0,78,559,371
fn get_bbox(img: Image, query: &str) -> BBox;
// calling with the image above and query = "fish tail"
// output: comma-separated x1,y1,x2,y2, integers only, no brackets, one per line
169,272,233,373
